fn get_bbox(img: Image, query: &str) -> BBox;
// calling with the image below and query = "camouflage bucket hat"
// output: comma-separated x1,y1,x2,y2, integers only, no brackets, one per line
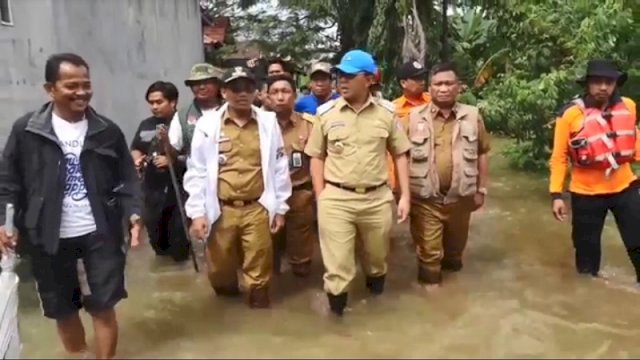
184,63,224,86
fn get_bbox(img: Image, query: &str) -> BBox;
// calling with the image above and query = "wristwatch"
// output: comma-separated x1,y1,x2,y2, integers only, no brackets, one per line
129,214,142,225
477,187,488,195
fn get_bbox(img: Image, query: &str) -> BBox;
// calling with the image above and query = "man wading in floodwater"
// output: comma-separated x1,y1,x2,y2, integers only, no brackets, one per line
0,53,142,359
550,59,640,282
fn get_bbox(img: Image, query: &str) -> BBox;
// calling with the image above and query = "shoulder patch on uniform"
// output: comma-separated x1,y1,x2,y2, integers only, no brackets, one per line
276,146,285,159
317,100,337,116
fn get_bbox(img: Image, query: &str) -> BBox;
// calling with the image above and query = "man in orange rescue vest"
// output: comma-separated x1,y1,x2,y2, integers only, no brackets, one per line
550,59,640,281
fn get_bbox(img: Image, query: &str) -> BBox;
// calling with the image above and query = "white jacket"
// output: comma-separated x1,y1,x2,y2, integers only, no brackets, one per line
183,103,292,235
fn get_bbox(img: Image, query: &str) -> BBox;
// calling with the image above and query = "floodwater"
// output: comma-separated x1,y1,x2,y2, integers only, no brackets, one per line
17,140,640,358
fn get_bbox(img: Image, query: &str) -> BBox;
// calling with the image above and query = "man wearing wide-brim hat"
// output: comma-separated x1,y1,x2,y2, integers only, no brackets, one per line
167,63,225,156
549,59,640,284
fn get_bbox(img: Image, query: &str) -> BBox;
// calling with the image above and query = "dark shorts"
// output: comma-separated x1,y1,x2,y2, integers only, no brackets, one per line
30,232,128,320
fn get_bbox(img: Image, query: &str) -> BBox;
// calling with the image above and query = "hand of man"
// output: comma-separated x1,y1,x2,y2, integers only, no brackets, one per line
190,216,209,241
0,225,18,254
153,155,170,169
134,157,145,171
397,195,410,223
157,126,169,143
270,214,285,234
472,192,485,211
552,198,567,222
129,222,143,248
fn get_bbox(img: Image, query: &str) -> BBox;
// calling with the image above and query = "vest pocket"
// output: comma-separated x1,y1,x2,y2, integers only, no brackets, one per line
462,147,478,160
459,167,479,195
409,163,429,178
410,133,429,161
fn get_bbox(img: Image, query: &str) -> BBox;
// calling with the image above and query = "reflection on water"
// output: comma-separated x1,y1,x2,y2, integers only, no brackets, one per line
18,140,640,358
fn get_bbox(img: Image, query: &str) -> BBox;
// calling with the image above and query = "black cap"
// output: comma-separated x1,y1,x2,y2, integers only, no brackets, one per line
577,59,628,86
397,60,427,80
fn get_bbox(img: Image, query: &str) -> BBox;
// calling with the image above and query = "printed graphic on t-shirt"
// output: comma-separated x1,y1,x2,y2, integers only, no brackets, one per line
62,140,89,208
63,145,88,202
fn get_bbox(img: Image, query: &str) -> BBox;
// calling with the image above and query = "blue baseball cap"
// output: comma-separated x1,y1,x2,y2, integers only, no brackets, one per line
334,49,378,75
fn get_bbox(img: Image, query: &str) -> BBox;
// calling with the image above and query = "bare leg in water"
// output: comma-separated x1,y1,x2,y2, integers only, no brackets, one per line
56,312,88,355
91,308,119,359
56,308,119,359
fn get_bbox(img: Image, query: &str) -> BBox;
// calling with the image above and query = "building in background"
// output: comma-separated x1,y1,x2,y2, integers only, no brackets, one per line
0,0,204,142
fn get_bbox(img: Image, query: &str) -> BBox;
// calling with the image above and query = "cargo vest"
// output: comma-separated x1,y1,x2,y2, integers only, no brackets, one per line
408,103,480,204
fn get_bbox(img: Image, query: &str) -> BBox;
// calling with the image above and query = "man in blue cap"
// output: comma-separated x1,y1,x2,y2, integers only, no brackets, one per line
305,49,412,316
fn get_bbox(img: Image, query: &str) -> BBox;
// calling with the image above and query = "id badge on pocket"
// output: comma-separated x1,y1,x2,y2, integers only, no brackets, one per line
292,151,303,168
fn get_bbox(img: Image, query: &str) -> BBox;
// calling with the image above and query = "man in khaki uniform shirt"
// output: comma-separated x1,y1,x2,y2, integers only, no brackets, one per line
186,67,290,309
407,63,490,288
305,50,412,317
267,74,317,277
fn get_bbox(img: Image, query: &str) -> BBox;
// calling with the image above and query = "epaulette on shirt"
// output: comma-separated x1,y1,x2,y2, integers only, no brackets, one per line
301,113,316,124
316,100,337,116
376,98,396,113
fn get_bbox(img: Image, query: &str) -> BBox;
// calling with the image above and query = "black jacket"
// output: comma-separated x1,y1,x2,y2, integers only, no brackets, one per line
0,103,143,255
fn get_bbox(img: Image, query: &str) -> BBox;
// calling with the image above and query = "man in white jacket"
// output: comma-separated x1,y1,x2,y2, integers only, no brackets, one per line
184,67,292,308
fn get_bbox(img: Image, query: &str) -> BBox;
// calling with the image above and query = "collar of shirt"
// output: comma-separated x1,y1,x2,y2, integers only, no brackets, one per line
222,109,258,125
335,96,376,113
278,112,300,130
428,102,460,120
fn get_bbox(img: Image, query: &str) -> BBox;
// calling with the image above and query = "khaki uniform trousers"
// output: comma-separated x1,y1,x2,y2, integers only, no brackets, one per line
273,188,316,266
409,197,473,282
206,203,273,291
317,184,394,295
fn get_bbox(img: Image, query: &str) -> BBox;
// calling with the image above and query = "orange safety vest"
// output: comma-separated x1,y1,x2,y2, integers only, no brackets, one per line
569,99,636,175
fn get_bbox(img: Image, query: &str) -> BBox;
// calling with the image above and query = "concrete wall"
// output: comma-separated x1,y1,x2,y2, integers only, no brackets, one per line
0,0,203,143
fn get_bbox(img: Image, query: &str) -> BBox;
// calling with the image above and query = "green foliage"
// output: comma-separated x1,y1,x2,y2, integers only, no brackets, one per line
473,0,638,171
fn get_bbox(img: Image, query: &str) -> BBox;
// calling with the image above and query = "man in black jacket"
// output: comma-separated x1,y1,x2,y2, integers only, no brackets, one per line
0,53,142,359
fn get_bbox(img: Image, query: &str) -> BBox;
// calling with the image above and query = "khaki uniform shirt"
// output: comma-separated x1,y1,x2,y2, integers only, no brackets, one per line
431,104,491,193
279,112,314,187
305,97,412,188
218,111,265,200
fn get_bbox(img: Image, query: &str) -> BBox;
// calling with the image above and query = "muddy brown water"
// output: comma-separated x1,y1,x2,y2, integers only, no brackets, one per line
17,140,640,358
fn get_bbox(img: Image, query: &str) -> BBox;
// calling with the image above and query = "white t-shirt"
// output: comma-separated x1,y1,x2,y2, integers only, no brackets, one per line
168,108,216,151
52,113,97,238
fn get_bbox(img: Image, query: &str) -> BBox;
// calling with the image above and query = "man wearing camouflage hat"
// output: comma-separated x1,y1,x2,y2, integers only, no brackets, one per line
167,63,224,156
184,66,291,308
295,62,340,115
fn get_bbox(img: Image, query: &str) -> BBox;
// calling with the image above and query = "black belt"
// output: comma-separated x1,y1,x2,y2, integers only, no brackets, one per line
220,198,259,207
325,181,387,194
292,182,313,191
